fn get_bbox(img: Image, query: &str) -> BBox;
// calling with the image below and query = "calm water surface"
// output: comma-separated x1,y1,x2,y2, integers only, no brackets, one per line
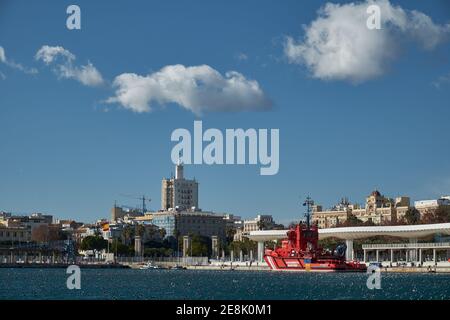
0,269,449,300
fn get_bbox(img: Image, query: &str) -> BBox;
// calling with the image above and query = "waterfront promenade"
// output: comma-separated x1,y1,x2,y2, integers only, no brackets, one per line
2,222,449,272
1,258,450,273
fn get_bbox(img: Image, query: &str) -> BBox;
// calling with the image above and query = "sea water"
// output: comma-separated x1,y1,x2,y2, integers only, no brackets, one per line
0,269,448,300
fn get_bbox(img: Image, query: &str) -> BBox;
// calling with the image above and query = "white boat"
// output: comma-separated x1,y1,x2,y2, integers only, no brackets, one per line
139,262,160,270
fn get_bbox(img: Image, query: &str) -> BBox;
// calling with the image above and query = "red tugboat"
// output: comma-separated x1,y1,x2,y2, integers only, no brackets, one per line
264,197,366,272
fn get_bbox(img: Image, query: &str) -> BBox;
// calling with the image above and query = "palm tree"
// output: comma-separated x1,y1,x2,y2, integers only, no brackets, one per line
226,228,236,242
122,226,133,245
158,228,166,239
257,220,267,231
135,225,145,238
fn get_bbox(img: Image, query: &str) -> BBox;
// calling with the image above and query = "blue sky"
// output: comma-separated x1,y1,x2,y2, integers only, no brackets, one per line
1,0,449,224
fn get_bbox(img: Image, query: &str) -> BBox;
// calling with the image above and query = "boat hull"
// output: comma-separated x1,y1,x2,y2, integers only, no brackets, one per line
264,255,367,272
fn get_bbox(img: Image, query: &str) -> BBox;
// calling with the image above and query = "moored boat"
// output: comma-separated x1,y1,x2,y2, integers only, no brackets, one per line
139,262,161,270
264,197,366,272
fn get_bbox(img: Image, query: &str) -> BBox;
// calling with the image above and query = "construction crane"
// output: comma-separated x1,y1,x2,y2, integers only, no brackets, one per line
119,194,152,214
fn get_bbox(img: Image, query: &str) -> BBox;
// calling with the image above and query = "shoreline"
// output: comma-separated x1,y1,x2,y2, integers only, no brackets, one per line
183,265,450,273
0,263,129,269
2,262,450,273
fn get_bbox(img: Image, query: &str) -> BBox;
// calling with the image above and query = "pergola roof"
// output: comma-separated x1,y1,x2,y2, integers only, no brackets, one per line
246,223,450,241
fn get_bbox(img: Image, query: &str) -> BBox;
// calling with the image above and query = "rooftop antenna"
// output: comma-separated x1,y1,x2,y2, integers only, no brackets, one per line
178,150,183,165
302,196,314,228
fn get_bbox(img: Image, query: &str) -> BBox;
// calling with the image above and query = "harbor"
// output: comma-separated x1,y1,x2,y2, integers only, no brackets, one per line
1,165,450,301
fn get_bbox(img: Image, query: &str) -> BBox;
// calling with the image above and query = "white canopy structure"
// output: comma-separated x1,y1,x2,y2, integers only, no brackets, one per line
246,223,450,242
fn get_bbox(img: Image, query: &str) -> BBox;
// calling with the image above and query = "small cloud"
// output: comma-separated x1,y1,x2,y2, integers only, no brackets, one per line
0,71,6,80
5,60,38,75
93,103,111,113
284,0,450,83
107,64,272,114
235,52,248,61
431,72,450,89
58,61,104,87
35,45,75,65
35,45,104,87
0,45,38,75
0,47,5,63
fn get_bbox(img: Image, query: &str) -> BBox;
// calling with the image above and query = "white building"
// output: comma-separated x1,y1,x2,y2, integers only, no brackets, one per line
414,197,450,216
414,198,450,208
161,162,199,211
234,215,274,241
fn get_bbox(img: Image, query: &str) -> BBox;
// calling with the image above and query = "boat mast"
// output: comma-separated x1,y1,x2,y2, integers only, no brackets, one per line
302,196,314,228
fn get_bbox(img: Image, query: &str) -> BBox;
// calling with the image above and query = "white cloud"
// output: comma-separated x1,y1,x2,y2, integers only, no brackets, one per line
0,47,5,63
58,62,104,87
107,64,272,114
0,45,38,75
284,0,450,83
235,52,249,61
35,45,104,87
431,72,450,89
35,45,75,65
